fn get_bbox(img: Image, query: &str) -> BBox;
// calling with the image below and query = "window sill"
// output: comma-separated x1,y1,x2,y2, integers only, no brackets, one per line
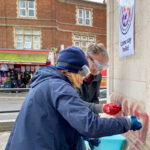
76,24,92,27
17,17,37,20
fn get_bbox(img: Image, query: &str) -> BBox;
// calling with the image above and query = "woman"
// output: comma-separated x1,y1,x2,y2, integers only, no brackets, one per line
5,46,142,150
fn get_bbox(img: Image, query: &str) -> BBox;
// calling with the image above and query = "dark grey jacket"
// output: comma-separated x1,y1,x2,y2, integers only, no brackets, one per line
77,73,103,114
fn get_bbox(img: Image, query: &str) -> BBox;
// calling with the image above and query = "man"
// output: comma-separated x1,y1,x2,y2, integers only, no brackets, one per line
77,43,121,150
77,43,121,115
6,46,142,150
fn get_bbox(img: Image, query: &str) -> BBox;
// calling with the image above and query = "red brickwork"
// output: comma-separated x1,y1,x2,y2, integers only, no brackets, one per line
0,0,106,51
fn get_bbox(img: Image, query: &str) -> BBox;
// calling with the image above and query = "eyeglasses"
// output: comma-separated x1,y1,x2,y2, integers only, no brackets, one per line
78,65,91,77
88,54,109,71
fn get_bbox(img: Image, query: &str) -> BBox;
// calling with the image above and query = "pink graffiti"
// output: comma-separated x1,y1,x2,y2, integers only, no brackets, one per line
110,93,149,150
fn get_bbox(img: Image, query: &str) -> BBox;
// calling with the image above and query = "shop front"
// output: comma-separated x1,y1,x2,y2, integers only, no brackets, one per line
0,50,50,89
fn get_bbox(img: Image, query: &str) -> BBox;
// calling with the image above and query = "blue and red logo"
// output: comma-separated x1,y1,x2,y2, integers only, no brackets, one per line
120,5,133,34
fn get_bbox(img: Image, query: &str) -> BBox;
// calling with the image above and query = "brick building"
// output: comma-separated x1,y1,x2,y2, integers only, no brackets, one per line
0,0,106,88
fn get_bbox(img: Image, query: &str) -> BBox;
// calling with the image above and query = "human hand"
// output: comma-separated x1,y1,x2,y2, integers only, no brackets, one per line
102,103,122,115
127,115,142,131
83,137,100,148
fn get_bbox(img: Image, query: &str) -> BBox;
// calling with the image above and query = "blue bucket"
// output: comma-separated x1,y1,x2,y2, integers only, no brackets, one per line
85,134,126,150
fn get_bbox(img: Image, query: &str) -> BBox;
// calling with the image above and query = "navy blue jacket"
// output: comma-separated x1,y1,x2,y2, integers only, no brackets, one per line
5,66,129,150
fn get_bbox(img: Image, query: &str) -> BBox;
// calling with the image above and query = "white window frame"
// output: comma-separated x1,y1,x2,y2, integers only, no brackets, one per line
77,9,83,25
28,1,35,17
85,9,91,26
73,34,96,52
19,0,35,18
15,28,41,50
19,1,26,17
76,7,92,26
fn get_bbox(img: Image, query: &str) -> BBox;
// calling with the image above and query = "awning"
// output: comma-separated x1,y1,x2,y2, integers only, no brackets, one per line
0,50,49,65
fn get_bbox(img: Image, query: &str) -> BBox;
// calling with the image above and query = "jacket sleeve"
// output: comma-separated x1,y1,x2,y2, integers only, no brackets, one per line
84,101,103,114
53,85,130,138
76,88,103,114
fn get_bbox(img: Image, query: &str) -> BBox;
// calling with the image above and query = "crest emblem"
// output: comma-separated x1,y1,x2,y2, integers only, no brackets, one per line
120,5,133,34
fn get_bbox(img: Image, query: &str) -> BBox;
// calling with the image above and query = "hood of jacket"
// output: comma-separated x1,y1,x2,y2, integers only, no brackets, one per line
30,65,70,88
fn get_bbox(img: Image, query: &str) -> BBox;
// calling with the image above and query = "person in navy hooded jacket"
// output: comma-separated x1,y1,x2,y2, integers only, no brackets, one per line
5,46,142,150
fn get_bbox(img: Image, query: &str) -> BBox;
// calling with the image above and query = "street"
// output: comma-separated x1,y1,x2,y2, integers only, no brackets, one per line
0,99,22,121
0,92,26,121
0,92,26,150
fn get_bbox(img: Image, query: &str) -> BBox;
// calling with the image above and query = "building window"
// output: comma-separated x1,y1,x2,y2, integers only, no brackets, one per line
77,8,92,26
73,34,95,51
19,0,35,18
15,29,41,50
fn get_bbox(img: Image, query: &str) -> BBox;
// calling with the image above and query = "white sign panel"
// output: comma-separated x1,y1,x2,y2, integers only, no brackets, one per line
119,0,134,57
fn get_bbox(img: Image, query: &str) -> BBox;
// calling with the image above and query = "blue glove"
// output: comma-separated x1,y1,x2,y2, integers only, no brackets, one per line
129,115,142,131
83,137,100,150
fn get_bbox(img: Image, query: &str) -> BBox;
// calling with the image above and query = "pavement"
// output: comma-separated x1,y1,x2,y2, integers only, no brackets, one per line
0,132,10,150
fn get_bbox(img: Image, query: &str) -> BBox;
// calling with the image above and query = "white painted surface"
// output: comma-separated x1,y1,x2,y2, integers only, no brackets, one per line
107,0,150,149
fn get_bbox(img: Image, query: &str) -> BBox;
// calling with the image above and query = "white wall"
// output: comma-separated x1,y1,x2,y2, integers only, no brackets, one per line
107,0,150,149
